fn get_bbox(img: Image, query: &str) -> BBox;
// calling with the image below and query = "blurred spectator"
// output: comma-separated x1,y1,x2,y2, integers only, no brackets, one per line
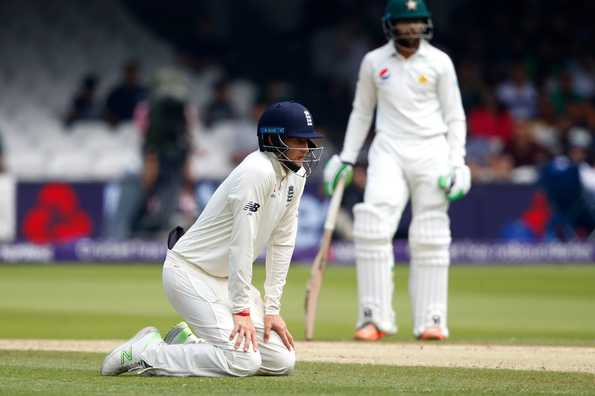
468,92,514,143
104,61,148,127
502,121,551,168
130,68,192,237
64,73,101,127
228,102,263,165
203,79,237,128
569,57,595,100
540,155,595,240
549,71,582,116
458,60,486,111
496,63,538,120
566,127,592,165
531,97,561,155
311,17,370,95
258,80,294,105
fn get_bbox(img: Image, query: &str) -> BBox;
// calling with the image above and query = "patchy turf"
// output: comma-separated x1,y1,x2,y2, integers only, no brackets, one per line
1,350,594,396
0,264,593,345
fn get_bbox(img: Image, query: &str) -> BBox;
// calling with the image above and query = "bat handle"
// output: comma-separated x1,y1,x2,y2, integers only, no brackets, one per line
323,177,346,231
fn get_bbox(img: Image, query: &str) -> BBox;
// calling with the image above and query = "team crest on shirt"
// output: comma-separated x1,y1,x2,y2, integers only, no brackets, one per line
379,67,391,80
418,73,429,85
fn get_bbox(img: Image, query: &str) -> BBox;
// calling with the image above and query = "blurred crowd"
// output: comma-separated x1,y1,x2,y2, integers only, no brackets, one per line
116,0,595,183
5,0,592,239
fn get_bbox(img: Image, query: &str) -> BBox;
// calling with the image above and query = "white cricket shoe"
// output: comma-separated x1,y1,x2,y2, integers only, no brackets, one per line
163,321,204,345
100,326,162,376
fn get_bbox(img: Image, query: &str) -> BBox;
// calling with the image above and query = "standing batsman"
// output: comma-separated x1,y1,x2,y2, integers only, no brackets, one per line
101,101,323,377
324,0,470,341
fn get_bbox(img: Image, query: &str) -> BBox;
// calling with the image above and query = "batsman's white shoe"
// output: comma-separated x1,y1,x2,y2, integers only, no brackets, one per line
100,327,162,376
163,321,204,345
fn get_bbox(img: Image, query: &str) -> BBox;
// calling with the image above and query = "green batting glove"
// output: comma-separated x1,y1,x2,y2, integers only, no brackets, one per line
438,165,471,202
323,154,353,196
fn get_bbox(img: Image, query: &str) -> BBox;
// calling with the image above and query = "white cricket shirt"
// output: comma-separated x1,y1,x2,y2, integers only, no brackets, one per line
341,40,467,166
173,150,305,315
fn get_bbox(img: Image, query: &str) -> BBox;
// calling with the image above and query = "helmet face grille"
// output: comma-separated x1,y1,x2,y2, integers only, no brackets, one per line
261,135,324,177
383,17,433,42
260,135,324,177
382,0,432,42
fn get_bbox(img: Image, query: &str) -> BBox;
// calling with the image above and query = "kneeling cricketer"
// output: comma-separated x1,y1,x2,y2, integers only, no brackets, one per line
101,101,324,377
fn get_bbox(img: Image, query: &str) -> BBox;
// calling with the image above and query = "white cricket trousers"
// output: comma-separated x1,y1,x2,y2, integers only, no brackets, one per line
354,133,452,336
141,250,296,377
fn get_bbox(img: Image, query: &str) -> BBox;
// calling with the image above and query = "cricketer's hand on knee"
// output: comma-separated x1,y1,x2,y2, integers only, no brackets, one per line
264,315,295,351
323,154,353,196
438,165,471,202
230,313,259,352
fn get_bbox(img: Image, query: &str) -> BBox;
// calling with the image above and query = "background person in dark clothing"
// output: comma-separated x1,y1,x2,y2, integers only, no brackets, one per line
130,69,192,237
203,79,236,128
64,73,101,127
104,61,148,127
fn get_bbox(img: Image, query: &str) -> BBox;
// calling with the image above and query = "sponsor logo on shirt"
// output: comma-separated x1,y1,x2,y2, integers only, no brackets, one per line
287,186,294,202
243,201,261,213
379,67,390,80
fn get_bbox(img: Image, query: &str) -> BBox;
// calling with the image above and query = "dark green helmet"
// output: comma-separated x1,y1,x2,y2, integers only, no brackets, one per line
382,0,433,42
384,0,431,21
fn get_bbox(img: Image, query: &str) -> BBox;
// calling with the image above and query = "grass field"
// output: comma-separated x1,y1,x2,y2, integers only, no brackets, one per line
0,263,594,395
2,350,595,396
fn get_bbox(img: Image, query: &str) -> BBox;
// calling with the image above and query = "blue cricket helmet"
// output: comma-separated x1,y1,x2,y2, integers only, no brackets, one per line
257,101,324,176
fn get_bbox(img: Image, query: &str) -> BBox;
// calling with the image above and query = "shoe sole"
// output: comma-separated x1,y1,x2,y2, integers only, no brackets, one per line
353,324,386,342
417,328,447,341
354,332,385,341
100,326,159,376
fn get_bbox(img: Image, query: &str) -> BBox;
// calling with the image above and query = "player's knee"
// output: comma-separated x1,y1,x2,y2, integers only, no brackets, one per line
261,349,296,376
227,350,262,377
353,203,394,244
409,210,451,247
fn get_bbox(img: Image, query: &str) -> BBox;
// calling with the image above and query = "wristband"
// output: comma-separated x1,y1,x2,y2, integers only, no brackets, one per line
234,309,250,317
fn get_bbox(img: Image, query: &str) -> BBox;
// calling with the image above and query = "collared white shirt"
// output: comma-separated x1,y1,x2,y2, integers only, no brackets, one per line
341,40,466,166
173,150,305,315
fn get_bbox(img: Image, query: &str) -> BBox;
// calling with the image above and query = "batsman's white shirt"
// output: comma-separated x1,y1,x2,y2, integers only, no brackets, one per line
173,150,305,315
340,40,466,165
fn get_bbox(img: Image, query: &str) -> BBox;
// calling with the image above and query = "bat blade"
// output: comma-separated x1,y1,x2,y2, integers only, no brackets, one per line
303,177,346,341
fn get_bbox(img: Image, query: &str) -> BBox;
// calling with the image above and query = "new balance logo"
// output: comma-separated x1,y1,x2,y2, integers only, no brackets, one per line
121,347,133,366
304,110,313,126
243,201,260,213
287,186,294,202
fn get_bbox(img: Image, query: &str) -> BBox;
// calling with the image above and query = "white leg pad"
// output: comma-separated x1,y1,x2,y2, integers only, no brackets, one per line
353,203,397,334
409,211,451,337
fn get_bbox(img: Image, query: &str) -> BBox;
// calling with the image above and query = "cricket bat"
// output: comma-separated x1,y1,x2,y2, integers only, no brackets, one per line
304,176,347,340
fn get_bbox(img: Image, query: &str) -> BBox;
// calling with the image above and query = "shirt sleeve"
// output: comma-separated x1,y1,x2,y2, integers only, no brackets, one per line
437,55,467,167
340,53,377,164
263,182,303,315
227,170,272,314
